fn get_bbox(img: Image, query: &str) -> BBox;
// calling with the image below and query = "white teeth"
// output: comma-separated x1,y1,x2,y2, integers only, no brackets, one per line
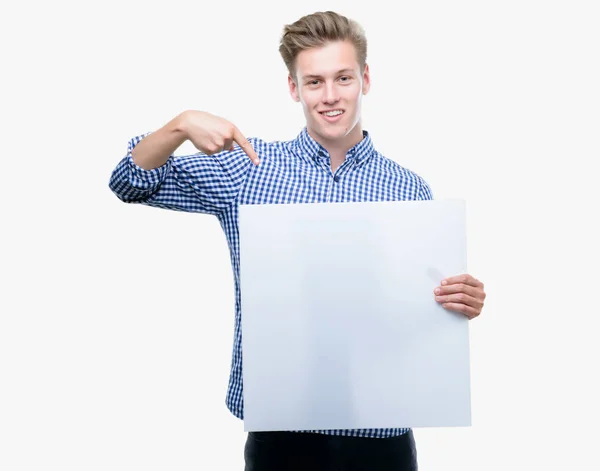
322,110,343,117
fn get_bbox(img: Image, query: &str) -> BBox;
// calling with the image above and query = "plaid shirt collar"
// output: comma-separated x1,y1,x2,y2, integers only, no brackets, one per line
296,126,375,164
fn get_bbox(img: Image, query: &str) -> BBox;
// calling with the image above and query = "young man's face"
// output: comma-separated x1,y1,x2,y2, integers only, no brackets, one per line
288,40,371,146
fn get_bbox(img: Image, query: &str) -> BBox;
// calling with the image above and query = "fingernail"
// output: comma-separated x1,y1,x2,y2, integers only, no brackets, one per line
441,280,447,286
434,288,440,295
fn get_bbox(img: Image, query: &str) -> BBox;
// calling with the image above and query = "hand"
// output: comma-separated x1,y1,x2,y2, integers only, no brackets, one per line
434,274,485,320
179,110,260,165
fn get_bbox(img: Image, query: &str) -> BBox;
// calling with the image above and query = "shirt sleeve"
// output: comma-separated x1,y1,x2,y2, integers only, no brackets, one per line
108,132,255,216
417,176,434,200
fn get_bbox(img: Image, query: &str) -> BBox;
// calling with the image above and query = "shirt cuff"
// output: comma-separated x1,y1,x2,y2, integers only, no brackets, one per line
125,132,172,189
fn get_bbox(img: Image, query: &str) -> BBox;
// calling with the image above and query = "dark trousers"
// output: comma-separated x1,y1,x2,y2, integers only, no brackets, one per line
244,430,418,471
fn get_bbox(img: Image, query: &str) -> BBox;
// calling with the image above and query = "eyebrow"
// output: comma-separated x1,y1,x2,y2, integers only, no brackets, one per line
302,68,355,80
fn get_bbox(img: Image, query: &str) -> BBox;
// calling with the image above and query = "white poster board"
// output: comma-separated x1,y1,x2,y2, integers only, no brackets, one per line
239,199,470,431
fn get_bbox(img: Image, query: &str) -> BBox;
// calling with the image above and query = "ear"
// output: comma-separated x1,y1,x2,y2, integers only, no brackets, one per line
362,63,371,95
288,74,300,102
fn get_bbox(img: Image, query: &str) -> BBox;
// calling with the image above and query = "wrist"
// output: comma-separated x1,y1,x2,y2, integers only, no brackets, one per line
173,110,192,139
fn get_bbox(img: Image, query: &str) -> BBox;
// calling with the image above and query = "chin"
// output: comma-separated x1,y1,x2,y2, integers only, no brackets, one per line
314,123,346,138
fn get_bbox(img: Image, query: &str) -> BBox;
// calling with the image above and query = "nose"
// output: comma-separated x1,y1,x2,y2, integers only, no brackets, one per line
322,82,339,104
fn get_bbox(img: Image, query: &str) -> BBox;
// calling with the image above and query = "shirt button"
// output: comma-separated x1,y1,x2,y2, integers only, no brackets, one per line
333,175,340,182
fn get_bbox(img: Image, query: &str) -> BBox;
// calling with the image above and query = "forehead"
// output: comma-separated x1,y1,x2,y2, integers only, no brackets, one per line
295,40,360,78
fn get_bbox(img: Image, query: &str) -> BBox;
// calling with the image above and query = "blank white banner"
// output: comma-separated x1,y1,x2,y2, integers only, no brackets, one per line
239,199,470,431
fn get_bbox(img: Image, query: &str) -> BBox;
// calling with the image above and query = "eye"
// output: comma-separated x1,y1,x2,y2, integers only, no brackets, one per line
308,80,320,86
339,76,351,83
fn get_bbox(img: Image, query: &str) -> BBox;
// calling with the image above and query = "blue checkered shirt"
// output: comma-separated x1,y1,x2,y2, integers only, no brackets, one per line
109,126,433,438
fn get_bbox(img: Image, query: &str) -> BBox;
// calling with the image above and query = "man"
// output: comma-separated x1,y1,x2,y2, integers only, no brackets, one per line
109,10,486,471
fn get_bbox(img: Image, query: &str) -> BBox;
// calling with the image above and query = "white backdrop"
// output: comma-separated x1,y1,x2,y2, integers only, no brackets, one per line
1,0,598,470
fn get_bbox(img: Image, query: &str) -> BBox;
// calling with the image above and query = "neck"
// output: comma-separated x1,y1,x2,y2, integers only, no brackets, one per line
307,124,364,174
307,123,364,162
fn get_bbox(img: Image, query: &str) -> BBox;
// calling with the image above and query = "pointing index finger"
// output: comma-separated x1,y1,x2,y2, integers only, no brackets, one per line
232,126,260,165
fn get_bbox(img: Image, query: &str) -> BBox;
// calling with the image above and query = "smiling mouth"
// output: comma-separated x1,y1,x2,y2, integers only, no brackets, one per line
319,110,345,118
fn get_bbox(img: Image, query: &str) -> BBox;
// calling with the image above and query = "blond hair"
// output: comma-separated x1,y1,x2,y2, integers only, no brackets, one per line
279,11,367,81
